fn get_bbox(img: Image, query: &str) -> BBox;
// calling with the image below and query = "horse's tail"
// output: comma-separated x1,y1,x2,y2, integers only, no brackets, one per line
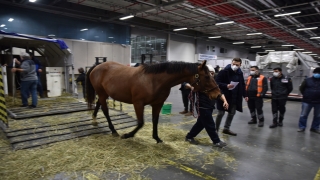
86,65,97,109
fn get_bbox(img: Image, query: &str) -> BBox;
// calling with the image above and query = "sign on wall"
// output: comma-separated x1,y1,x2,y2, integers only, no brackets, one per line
198,54,217,61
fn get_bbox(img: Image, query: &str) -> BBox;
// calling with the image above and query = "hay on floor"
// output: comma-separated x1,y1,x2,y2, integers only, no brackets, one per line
0,122,235,180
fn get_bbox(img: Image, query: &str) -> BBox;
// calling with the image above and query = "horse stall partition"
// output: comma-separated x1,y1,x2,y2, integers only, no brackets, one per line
256,51,319,99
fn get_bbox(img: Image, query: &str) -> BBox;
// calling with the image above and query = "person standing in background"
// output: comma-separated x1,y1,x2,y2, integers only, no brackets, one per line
269,67,293,128
246,66,268,127
76,67,86,99
30,53,44,98
11,52,38,108
297,67,320,133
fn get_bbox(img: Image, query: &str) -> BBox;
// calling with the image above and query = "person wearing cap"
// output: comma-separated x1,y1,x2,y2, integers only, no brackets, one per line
297,67,320,134
184,64,229,148
76,67,86,99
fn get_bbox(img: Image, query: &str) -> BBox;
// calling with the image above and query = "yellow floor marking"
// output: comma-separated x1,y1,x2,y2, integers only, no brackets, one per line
166,160,217,180
314,167,320,180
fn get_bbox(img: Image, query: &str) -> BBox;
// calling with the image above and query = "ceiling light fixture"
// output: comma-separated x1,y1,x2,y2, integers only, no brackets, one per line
29,0,36,2
0,24,5,27
80,28,88,31
48,34,55,37
182,3,195,8
310,37,320,39
274,11,301,17
247,33,262,36
208,36,221,39
302,52,312,53
251,46,261,48
173,27,187,31
296,27,318,31
309,54,317,55
108,37,114,38
119,15,134,20
215,21,234,26
233,42,244,44
293,49,304,51
281,44,294,46
8,18,14,22
265,50,275,51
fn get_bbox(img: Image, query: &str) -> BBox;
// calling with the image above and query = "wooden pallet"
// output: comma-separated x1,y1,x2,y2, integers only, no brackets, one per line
4,112,137,150
7,102,90,119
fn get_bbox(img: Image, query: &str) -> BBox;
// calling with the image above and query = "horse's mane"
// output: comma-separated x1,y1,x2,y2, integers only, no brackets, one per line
142,61,205,74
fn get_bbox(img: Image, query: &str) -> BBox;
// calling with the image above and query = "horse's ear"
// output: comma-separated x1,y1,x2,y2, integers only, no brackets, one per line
200,60,207,69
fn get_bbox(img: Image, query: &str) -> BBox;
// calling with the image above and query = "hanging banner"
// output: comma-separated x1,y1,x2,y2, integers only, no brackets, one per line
198,54,217,61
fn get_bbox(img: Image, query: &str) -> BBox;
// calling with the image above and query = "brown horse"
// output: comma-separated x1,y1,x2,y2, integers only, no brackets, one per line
86,60,221,143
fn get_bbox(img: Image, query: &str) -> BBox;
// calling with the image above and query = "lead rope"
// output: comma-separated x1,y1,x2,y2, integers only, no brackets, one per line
188,91,200,118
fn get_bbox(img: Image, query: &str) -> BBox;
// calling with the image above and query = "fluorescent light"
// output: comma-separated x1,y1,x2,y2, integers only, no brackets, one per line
274,11,300,17
281,44,294,46
302,52,312,53
80,38,85,40
208,36,221,39
215,21,234,26
247,33,262,36
251,46,261,48
182,3,195,8
80,28,88,31
0,24,5,27
233,42,244,44
108,37,114,38
310,37,320,39
265,50,275,51
296,27,318,31
293,49,304,50
120,15,134,20
309,54,317,55
173,27,187,31
48,34,55,37
29,0,36,2
198,9,217,16
8,18,14,22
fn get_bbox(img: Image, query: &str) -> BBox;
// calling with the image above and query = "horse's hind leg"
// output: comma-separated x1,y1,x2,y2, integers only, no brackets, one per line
92,100,101,126
121,103,144,139
99,95,119,137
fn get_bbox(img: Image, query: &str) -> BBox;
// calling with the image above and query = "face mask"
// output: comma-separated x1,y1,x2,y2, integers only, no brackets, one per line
231,65,239,71
314,74,320,78
250,71,256,75
273,72,279,77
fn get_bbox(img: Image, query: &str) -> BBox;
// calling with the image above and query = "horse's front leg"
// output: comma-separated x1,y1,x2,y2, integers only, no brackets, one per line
152,103,163,143
121,102,144,139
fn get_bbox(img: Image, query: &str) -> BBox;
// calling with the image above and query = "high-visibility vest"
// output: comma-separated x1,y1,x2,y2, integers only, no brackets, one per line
246,75,265,97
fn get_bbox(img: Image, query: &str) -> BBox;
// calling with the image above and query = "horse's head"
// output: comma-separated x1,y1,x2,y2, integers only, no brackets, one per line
191,61,221,100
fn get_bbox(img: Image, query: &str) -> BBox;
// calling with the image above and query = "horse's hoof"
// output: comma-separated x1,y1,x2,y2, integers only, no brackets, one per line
121,133,133,139
156,139,163,143
112,132,120,137
92,122,98,126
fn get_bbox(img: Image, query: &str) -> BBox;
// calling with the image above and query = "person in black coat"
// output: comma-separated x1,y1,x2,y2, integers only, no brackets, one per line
215,58,248,136
76,67,86,99
269,67,293,128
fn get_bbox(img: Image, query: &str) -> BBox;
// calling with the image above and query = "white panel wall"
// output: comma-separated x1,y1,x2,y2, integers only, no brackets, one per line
62,39,131,72
72,41,88,72
168,40,195,63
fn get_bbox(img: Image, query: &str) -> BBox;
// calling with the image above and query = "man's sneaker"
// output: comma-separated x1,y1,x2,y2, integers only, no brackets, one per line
297,128,305,132
185,137,199,145
310,129,320,134
213,141,227,148
258,121,264,127
248,119,257,124
184,112,193,116
28,105,36,109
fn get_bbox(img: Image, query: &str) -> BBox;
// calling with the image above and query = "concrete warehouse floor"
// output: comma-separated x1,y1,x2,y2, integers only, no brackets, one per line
1,85,319,180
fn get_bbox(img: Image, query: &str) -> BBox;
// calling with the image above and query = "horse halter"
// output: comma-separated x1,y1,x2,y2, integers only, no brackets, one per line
190,74,220,94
